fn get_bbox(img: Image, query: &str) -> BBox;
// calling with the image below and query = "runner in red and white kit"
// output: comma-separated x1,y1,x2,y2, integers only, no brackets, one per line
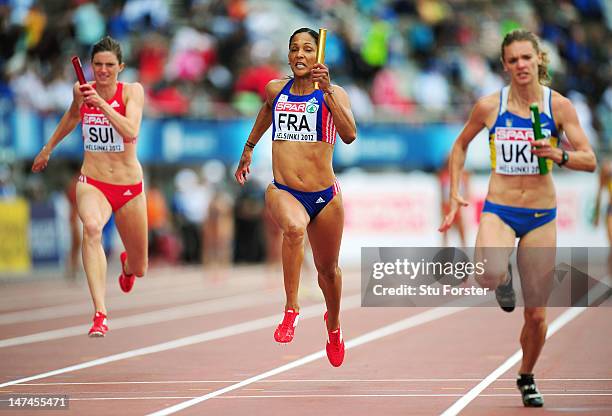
32,36,147,337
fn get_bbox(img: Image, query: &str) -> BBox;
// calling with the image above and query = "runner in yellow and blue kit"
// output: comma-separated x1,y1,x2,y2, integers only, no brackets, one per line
483,84,559,237
439,29,595,408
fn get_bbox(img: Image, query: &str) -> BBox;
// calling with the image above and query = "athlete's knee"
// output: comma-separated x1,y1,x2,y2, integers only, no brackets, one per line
283,223,305,245
317,263,341,282
524,308,546,327
475,268,506,290
82,218,104,242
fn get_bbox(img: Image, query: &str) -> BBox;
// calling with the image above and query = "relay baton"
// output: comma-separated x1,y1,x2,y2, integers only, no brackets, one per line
530,103,549,175
314,28,327,90
71,56,87,85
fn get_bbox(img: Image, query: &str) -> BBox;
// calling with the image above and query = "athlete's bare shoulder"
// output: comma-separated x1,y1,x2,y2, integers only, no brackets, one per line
475,92,500,114
122,82,145,107
469,92,499,126
550,89,572,111
265,79,288,95
264,78,290,105
550,89,576,125
123,81,145,96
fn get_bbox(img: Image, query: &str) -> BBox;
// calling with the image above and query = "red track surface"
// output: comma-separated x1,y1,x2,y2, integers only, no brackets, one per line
0,264,610,415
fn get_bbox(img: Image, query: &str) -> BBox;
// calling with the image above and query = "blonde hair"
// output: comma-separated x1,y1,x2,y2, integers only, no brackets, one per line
501,29,550,85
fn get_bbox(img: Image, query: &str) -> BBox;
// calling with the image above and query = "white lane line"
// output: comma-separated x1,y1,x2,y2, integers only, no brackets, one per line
0,295,361,389
0,290,281,348
15,378,612,386
440,306,588,416
2,393,610,404
0,279,274,325
0,289,229,326
62,393,612,401
146,306,468,416
0,263,286,315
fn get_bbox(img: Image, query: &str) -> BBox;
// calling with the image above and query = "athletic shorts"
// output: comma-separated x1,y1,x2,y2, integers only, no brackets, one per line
78,174,143,212
482,200,556,238
272,179,340,220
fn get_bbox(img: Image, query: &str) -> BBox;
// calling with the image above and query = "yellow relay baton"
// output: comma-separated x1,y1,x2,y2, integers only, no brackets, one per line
314,28,327,90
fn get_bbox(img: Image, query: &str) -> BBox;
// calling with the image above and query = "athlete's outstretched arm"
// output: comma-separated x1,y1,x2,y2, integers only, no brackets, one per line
312,63,356,143
531,95,596,172
80,82,144,139
593,162,609,226
439,97,494,232
32,83,83,172
234,80,279,185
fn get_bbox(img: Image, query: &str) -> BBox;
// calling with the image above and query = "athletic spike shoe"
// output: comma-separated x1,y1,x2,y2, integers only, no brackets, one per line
495,263,516,312
118,251,135,293
517,373,544,407
88,312,108,337
274,309,299,343
324,312,345,367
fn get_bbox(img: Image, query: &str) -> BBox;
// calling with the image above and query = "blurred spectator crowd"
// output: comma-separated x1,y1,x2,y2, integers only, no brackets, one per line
0,0,611,270
0,0,610,148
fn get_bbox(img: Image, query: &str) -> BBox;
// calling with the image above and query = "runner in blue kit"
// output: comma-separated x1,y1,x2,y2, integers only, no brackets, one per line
439,29,595,407
234,28,356,367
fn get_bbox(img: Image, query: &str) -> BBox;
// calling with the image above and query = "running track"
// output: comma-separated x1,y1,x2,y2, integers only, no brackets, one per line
0,264,611,415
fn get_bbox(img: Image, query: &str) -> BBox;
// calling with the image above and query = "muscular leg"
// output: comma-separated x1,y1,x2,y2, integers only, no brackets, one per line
76,182,112,314
114,193,148,277
67,206,81,280
265,185,310,312
517,219,556,374
474,213,516,289
456,215,467,247
607,213,612,244
606,214,612,277
307,194,344,331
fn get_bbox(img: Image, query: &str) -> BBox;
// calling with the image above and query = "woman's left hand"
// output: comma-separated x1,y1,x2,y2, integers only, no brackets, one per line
311,63,332,93
531,138,562,163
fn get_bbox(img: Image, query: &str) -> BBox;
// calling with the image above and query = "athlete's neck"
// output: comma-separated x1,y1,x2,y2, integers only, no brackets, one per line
290,77,314,96
95,82,118,101
509,82,542,109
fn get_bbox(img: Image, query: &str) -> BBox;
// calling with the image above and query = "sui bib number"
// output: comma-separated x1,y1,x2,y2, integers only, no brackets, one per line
82,114,124,152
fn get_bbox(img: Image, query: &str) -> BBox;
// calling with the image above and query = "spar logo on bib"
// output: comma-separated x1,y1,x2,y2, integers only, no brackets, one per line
276,101,307,112
496,127,535,141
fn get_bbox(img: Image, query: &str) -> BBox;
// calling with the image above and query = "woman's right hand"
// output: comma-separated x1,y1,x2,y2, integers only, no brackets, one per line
438,194,469,233
234,147,253,185
31,147,51,173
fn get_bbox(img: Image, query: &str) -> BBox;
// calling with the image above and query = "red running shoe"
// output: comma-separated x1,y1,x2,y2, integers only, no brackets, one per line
324,311,345,367
88,312,108,337
118,251,135,293
274,309,299,343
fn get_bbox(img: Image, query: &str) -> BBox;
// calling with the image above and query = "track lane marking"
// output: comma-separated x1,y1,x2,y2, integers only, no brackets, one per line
440,306,587,416
146,306,468,416
0,295,360,389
